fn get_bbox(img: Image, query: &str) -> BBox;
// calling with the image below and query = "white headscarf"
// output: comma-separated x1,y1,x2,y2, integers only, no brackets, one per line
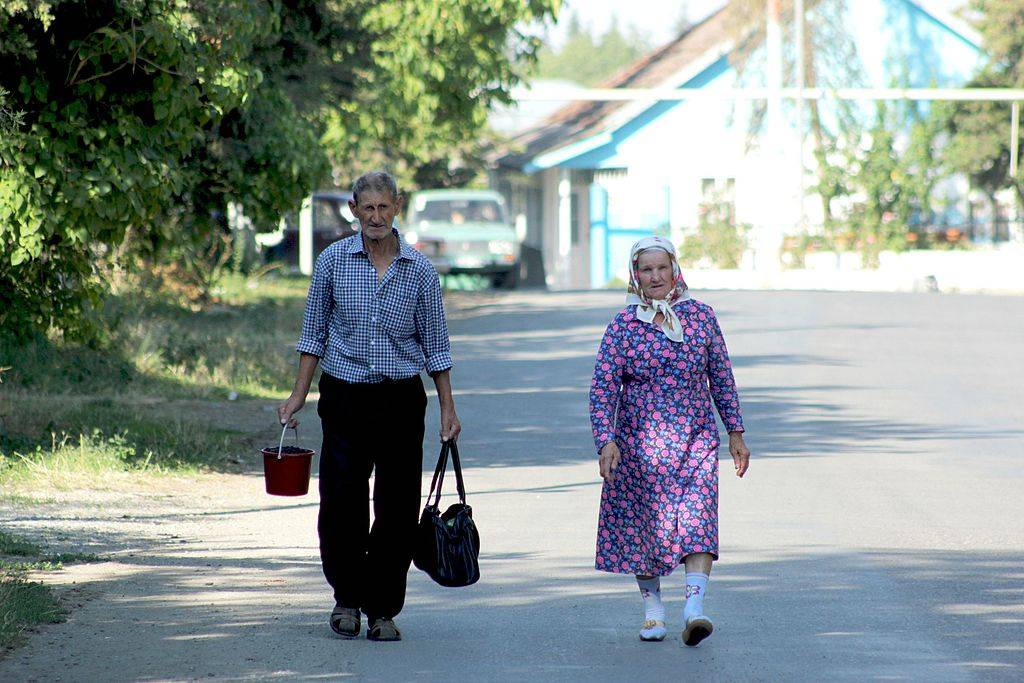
626,236,690,342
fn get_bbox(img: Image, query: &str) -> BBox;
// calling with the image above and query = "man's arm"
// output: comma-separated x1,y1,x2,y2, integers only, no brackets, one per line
414,268,458,441
430,369,461,441
277,352,320,427
279,252,332,428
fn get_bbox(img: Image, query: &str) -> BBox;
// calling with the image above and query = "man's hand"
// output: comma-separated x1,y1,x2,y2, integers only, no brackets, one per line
440,406,461,442
279,353,318,429
277,393,305,428
431,369,460,442
599,442,622,483
729,431,750,478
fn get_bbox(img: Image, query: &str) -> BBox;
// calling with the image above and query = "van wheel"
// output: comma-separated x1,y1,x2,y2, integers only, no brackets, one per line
491,268,518,290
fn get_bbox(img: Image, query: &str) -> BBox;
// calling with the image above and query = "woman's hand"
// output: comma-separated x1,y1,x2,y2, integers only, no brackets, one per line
599,442,622,483
277,393,305,428
729,431,750,477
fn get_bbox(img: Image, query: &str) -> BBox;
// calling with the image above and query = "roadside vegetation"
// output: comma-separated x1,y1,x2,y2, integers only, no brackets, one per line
0,272,312,654
0,273,310,493
0,529,102,652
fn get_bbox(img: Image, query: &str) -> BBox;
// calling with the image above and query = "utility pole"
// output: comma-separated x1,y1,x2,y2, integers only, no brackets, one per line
795,0,805,232
759,0,786,270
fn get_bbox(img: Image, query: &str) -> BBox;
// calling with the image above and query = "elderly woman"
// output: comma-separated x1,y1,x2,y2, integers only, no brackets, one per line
589,236,750,646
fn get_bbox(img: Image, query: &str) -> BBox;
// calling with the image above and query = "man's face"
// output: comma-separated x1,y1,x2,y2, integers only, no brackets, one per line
350,190,402,242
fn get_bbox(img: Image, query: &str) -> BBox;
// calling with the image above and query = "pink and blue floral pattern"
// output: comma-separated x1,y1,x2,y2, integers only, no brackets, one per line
590,299,744,576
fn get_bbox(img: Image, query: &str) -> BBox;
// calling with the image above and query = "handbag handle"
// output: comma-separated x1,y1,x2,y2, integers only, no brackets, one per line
425,440,467,508
448,440,468,505
426,442,449,507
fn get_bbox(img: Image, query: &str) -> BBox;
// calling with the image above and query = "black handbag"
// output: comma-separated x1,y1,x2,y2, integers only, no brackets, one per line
413,440,481,587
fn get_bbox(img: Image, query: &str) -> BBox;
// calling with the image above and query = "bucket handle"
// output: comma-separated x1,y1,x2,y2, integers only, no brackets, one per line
276,422,300,460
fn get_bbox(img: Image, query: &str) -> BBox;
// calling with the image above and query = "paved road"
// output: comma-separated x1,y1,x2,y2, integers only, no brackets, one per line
3,289,1023,681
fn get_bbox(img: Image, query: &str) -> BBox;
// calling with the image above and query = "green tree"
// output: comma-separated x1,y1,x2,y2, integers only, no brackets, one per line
727,0,867,240
729,0,948,262
0,1,328,336
533,10,651,87
0,0,558,337
321,0,558,188
942,1,1024,233
846,104,905,265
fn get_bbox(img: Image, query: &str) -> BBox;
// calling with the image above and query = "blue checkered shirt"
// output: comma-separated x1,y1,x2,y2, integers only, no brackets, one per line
296,229,453,382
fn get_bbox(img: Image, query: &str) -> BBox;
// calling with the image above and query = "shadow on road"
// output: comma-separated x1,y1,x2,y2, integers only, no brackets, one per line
440,291,1024,469
22,542,1019,680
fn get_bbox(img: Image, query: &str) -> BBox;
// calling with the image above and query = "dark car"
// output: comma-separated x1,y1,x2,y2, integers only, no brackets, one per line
258,191,357,266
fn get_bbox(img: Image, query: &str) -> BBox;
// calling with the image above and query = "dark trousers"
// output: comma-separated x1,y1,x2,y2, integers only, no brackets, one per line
317,372,427,620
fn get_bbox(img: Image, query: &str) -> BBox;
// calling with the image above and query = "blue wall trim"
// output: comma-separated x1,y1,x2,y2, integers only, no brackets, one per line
527,54,732,171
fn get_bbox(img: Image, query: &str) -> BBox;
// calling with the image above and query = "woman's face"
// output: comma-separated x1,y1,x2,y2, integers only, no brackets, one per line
636,249,674,300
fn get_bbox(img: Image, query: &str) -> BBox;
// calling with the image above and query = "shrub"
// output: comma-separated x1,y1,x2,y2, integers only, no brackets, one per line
679,199,748,269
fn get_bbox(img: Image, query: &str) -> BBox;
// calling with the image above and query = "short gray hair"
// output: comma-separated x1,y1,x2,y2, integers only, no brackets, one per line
351,171,398,202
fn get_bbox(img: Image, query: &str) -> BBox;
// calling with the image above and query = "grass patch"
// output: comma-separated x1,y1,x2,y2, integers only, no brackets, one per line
0,530,98,651
4,397,247,478
0,419,248,491
0,271,299,489
1,553,102,573
0,530,41,557
0,272,309,400
0,574,65,651
2,432,175,491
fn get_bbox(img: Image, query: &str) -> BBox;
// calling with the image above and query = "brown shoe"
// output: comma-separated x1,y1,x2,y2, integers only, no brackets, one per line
366,617,402,642
330,605,360,638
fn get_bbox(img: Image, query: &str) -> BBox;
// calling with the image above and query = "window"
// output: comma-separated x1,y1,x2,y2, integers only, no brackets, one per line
412,199,505,225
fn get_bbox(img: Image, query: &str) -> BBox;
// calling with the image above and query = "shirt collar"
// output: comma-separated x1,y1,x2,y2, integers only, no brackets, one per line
346,226,415,261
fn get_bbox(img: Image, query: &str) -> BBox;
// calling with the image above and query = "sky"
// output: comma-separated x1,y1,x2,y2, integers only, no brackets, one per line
540,0,968,52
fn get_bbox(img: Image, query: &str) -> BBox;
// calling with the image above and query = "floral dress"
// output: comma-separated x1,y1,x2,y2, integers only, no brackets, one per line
589,299,744,576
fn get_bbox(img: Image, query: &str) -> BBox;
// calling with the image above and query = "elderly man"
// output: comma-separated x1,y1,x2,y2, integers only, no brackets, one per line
277,170,460,642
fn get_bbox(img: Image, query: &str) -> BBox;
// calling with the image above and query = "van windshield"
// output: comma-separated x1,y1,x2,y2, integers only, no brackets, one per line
413,199,505,225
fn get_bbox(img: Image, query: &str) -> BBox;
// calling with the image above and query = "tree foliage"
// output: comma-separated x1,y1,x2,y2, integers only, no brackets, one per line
0,0,558,337
533,10,651,87
322,0,557,188
728,0,951,262
942,1,1024,210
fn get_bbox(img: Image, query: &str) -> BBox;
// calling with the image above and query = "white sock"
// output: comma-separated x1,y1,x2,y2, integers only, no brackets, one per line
684,572,709,621
636,577,665,622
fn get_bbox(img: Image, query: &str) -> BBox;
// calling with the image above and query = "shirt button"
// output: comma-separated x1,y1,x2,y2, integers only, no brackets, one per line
370,364,375,370
372,317,377,322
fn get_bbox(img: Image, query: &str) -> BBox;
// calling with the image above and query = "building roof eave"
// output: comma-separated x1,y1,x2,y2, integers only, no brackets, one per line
906,0,982,50
523,132,615,173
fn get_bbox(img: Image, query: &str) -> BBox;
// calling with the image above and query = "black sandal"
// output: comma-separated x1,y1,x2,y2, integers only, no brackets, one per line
330,606,360,638
367,617,401,642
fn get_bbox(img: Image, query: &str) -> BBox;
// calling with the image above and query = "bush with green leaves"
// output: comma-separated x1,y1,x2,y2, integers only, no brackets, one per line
680,197,749,269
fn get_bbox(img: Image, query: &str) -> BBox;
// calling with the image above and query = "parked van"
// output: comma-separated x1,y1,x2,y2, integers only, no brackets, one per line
256,190,356,267
404,189,521,288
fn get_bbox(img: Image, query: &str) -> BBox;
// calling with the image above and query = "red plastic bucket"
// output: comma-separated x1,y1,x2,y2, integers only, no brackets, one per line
262,425,314,496
262,447,314,496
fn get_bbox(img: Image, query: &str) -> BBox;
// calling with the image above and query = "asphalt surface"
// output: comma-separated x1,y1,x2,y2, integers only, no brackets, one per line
3,289,1022,681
